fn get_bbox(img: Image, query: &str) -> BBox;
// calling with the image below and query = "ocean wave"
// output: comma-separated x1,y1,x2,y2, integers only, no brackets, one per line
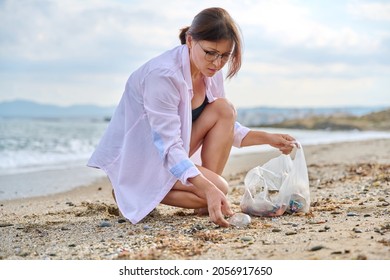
0,118,106,174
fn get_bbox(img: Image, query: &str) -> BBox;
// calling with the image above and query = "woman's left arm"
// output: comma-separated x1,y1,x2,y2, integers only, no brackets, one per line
240,130,297,154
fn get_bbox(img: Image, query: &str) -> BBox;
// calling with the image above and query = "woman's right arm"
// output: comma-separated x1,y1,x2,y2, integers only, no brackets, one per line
143,70,200,185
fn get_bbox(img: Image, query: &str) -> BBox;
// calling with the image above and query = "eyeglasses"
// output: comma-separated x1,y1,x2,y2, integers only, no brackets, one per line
198,42,231,63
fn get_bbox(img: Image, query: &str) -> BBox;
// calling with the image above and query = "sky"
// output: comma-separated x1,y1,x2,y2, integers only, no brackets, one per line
1,0,390,109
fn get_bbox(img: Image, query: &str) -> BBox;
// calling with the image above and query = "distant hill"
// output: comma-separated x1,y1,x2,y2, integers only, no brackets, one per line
261,108,390,131
0,99,115,118
1,100,388,130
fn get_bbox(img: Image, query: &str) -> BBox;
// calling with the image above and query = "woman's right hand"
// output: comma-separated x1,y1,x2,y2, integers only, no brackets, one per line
204,186,233,227
190,174,233,227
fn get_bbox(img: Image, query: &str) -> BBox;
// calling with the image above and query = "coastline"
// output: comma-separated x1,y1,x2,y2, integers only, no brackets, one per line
0,138,389,260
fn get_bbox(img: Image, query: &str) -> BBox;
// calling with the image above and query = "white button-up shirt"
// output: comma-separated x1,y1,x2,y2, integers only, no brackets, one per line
88,45,250,224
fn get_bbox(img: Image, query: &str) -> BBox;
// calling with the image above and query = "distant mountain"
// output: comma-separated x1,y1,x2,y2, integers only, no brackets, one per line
1,99,388,128
0,99,115,118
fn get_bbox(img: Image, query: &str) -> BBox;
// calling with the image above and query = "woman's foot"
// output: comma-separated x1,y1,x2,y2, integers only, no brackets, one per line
194,207,209,216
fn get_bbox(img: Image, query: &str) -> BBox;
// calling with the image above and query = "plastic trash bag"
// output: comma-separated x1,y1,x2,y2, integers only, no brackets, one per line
240,144,310,217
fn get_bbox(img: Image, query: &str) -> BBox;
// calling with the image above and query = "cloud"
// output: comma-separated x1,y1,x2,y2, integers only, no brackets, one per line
1,1,387,65
347,1,390,21
0,0,389,107
239,1,384,55
0,0,185,64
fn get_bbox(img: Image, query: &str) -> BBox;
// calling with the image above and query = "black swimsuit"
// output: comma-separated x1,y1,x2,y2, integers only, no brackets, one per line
192,96,208,122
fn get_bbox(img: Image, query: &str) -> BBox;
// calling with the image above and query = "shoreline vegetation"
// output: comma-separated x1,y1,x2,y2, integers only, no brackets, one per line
260,109,390,131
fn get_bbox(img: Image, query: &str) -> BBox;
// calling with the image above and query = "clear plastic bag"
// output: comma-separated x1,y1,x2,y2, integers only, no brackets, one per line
240,144,310,217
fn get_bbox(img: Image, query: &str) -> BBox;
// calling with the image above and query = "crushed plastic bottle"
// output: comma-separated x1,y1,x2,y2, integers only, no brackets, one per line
286,193,306,213
289,200,303,213
228,213,251,228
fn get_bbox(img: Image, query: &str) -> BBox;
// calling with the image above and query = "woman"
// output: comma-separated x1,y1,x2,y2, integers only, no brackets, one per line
88,7,296,227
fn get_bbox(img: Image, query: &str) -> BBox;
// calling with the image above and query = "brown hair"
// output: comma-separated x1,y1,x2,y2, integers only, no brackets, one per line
179,7,243,79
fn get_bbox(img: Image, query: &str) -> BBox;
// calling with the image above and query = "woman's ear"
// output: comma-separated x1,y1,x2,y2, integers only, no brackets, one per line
186,34,193,49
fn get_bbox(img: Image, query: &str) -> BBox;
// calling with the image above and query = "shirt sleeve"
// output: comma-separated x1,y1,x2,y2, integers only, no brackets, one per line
143,69,200,185
233,121,251,147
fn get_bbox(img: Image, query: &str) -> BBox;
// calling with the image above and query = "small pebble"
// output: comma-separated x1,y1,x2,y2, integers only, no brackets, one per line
353,228,363,233
0,223,13,228
309,245,325,251
99,221,112,228
143,225,151,230
272,228,282,232
19,252,30,257
285,231,297,236
331,251,343,255
347,212,359,217
356,254,367,260
192,223,205,231
117,218,127,224
241,236,254,242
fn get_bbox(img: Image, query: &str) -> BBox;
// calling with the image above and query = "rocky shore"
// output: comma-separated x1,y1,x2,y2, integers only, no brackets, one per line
262,108,390,131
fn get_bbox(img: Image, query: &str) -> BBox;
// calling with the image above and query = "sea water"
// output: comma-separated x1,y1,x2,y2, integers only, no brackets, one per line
1,118,390,201
0,118,107,173
0,118,108,200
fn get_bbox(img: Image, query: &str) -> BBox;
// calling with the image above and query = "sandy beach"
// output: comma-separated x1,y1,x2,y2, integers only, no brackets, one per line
0,139,389,260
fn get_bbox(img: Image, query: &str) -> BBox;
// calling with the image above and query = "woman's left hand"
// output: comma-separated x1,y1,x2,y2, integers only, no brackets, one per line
268,133,297,154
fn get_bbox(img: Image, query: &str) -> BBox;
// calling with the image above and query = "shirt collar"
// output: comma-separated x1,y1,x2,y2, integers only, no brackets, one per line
181,45,193,93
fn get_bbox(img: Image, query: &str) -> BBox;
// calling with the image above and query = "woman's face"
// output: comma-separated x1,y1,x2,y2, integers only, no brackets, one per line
188,37,233,77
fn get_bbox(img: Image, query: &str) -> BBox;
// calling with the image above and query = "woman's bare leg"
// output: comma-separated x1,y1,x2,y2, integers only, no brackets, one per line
161,165,229,209
190,98,236,175
161,98,236,212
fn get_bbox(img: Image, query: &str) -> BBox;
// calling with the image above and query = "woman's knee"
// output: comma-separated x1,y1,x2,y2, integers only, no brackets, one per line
196,165,229,195
214,175,229,195
211,98,237,121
